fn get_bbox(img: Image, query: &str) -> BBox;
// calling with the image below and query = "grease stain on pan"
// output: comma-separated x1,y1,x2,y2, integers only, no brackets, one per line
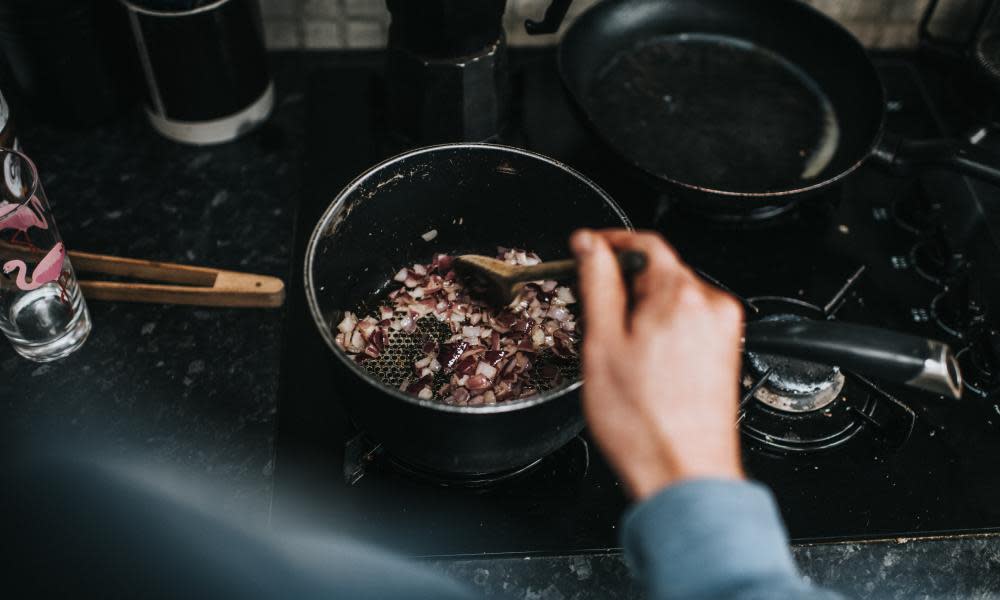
321,192,363,239
321,163,433,239
376,173,405,189
496,161,517,175
365,163,430,198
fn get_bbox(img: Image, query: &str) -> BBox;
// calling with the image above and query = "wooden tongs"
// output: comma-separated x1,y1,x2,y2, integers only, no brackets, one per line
70,251,285,308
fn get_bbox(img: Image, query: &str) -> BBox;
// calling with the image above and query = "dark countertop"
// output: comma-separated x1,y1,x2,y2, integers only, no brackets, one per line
2,54,307,525
3,51,1000,598
431,536,1000,599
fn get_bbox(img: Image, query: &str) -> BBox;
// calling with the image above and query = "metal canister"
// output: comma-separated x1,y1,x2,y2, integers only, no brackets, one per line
120,0,273,145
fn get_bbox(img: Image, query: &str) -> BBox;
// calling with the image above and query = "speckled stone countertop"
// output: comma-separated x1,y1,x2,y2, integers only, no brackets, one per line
430,536,1000,599
2,54,307,525
3,52,1000,598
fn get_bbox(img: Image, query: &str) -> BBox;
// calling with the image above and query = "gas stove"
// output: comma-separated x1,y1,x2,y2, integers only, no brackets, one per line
272,49,1000,557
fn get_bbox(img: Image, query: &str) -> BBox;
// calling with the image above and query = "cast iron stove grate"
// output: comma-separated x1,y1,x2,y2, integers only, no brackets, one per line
731,266,917,453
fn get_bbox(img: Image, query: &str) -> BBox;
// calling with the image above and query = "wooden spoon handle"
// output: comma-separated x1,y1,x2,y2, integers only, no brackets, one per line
510,251,647,283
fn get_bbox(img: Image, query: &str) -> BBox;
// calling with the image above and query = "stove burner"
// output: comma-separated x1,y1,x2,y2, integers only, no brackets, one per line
747,319,846,412
344,433,592,489
930,276,988,340
892,194,941,235
956,329,1000,398
910,239,967,285
735,293,914,453
385,454,546,488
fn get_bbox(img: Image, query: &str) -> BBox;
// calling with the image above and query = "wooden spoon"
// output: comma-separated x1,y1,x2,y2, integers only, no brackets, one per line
452,251,646,305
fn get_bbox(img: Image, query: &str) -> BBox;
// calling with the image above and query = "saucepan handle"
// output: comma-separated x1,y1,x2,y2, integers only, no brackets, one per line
744,319,963,399
872,131,1000,185
525,0,573,34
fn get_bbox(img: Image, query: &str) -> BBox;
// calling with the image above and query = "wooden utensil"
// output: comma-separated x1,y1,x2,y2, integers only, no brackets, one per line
452,250,646,305
69,251,284,308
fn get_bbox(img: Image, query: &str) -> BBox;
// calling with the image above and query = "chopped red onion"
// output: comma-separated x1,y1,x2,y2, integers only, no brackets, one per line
467,374,491,391
357,317,378,340
476,361,498,379
549,306,571,322
371,330,387,353
449,387,470,404
455,356,479,376
337,311,358,334
338,248,580,405
349,329,365,352
556,286,576,304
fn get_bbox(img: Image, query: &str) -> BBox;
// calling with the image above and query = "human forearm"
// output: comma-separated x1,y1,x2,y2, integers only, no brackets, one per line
622,479,843,600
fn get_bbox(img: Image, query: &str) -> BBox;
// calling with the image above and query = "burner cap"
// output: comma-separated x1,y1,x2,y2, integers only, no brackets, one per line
746,314,845,412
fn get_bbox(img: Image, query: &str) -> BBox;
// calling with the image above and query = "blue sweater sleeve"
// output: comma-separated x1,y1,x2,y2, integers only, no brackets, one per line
622,479,843,600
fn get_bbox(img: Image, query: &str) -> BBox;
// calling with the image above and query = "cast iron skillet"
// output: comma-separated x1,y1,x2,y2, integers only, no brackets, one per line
304,143,632,475
559,0,1000,208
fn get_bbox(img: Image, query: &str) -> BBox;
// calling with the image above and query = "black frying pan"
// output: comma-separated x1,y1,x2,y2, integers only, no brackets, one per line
558,0,1000,206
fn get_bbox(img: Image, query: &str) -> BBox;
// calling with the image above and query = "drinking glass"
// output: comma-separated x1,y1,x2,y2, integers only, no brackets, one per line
0,148,90,361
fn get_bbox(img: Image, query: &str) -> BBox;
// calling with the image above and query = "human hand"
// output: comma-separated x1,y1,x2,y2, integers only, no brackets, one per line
570,229,745,500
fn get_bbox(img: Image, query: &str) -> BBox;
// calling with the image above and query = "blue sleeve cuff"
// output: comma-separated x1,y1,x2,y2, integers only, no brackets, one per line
622,478,816,600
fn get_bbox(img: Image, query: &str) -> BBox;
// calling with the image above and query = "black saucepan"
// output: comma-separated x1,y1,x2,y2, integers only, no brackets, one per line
558,0,1000,208
305,144,632,474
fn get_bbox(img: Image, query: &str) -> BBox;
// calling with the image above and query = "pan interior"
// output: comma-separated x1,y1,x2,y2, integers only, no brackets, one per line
588,33,840,194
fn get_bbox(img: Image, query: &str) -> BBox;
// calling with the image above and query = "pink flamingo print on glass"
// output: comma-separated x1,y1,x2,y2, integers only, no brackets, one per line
3,242,68,299
0,149,90,362
0,195,48,246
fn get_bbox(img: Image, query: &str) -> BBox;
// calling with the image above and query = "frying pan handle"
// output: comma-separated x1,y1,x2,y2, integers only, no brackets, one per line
525,0,573,35
873,132,1000,185
744,319,963,399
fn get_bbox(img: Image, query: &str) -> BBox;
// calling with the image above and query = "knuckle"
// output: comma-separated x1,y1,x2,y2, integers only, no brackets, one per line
674,280,709,310
713,294,745,324
636,231,680,265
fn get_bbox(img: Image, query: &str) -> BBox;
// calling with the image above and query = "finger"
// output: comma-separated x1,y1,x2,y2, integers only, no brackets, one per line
570,229,627,344
592,230,690,320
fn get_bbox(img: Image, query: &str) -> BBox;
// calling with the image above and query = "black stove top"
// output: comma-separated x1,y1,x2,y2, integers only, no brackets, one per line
272,50,1000,557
